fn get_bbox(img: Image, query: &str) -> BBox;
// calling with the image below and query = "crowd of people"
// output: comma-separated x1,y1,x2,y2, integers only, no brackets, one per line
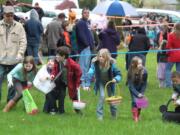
0,1,180,122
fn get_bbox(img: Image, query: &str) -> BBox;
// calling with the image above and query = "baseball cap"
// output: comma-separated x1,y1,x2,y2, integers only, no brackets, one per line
3,6,15,13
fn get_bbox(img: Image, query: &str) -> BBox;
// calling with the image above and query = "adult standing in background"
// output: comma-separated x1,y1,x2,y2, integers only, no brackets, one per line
165,23,180,88
45,13,66,56
98,20,120,59
0,6,27,102
16,2,44,22
34,2,44,22
0,0,20,21
126,27,150,70
75,8,94,88
24,9,43,65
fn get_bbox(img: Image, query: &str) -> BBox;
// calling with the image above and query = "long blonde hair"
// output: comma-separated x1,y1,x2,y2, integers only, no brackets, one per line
97,48,111,69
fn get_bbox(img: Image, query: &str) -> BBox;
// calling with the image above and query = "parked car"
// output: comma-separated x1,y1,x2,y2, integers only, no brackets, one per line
15,10,59,29
15,8,103,29
136,8,180,23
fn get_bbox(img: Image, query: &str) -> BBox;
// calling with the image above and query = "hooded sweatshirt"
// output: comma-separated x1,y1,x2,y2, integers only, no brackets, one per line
24,9,43,44
98,28,120,58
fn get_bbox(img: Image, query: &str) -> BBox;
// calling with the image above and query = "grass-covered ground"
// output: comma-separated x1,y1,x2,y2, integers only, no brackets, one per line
0,51,180,135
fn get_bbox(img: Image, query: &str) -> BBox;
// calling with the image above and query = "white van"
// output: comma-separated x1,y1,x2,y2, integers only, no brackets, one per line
136,8,180,23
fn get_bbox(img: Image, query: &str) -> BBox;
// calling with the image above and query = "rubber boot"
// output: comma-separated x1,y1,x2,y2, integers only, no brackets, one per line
3,100,16,112
138,108,141,118
132,108,139,122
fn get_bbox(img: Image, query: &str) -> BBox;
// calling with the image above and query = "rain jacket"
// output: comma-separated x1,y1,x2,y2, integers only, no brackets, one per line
0,20,27,65
87,57,122,94
166,32,180,62
98,28,120,58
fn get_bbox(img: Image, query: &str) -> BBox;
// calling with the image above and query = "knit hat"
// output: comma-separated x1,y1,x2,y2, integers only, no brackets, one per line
3,6,15,13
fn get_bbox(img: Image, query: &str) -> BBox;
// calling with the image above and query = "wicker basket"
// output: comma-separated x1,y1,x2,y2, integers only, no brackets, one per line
105,81,122,105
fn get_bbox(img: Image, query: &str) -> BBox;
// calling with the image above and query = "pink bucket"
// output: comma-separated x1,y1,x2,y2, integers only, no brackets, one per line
136,97,148,108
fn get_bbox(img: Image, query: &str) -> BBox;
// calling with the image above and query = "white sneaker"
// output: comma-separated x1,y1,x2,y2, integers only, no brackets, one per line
97,116,103,121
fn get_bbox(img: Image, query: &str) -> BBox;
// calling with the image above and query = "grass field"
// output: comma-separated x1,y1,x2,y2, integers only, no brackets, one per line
0,52,180,135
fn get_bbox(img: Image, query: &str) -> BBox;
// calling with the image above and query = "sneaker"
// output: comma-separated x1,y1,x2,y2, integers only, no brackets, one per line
49,109,56,115
49,111,56,115
97,116,103,121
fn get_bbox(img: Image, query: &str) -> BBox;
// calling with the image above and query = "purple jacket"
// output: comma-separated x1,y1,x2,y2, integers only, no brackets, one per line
98,28,120,58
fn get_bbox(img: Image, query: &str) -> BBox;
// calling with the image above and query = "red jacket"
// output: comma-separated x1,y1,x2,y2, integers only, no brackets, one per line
52,58,82,99
166,32,180,62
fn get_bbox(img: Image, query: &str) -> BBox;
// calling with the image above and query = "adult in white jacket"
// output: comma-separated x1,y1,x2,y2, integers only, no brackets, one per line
0,6,27,102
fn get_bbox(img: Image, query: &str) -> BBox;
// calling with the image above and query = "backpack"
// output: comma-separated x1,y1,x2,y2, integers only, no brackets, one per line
57,35,66,47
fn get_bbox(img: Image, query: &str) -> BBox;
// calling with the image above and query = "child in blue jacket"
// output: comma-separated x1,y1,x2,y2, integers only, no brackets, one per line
86,48,122,120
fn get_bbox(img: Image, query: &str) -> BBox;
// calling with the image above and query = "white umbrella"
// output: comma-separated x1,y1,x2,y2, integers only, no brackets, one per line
92,0,138,16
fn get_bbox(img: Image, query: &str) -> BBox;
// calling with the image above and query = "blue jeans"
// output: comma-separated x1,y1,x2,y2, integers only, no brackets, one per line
79,47,91,87
0,65,16,101
165,62,180,87
27,43,40,64
97,83,117,118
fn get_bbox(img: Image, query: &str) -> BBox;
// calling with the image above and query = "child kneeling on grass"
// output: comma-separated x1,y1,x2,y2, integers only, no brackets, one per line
171,71,180,106
126,56,148,122
3,56,37,113
85,49,122,120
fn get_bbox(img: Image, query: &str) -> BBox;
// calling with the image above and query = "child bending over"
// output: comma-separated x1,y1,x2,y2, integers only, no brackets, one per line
3,56,37,112
86,48,122,120
127,56,148,122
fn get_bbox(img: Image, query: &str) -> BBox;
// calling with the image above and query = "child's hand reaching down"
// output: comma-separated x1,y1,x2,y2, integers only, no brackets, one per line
111,78,116,83
138,93,144,98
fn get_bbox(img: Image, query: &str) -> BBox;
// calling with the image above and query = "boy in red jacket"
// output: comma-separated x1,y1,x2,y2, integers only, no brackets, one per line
44,46,82,115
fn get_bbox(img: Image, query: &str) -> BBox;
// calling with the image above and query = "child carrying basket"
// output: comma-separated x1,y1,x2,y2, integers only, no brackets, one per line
127,56,148,122
85,49,122,120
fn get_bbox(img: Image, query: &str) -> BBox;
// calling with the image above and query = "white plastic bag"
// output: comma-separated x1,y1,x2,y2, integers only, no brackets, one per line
33,65,55,94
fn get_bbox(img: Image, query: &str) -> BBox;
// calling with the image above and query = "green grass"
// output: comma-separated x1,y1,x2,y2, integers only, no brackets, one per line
0,51,180,135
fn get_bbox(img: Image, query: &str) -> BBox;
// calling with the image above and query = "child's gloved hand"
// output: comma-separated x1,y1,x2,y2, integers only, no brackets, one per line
138,93,144,98
172,93,178,100
8,79,13,88
27,81,32,88
111,78,116,83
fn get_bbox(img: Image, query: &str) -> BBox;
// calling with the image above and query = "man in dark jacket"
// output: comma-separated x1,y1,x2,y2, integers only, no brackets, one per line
34,2,44,21
126,27,150,70
75,8,94,89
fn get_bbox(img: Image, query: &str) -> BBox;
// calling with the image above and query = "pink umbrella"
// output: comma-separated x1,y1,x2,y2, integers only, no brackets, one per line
55,0,77,10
